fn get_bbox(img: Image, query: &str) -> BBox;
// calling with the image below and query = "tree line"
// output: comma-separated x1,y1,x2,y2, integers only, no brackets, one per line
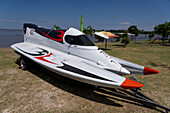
52,22,170,38
52,21,170,47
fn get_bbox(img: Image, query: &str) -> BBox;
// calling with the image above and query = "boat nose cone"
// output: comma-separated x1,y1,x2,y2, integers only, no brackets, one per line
120,67,130,75
121,78,144,89
144,67,159,75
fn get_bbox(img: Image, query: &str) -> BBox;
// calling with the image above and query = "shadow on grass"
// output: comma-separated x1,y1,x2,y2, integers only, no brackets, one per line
148,61,170,70
111,44,124,48
161,44,170,46
99,48,112,50
112,44,123,47
132,42,144,44
15,60,166,112
149,41,161,44
27,65,123,107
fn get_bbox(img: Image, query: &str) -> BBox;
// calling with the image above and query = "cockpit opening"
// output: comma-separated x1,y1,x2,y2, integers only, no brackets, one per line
65,35,95,46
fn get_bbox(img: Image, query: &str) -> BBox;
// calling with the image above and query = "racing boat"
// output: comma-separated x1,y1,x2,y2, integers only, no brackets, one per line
11,23,159,89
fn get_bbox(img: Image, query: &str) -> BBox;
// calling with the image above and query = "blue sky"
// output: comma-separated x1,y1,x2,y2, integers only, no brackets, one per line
0,0,169,30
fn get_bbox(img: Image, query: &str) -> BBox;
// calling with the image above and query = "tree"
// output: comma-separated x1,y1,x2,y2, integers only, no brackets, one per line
154,22,170,37
121,32,131,48
52,24,62,30
154,22,170,44
148,32,155,41
128,25,139,37
83,25,93,36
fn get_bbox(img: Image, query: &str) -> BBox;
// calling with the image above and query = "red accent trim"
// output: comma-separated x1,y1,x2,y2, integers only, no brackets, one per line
40,31,64,42
34,53,58,65
108,35,119,38
121,78,144,89
144,67,159,75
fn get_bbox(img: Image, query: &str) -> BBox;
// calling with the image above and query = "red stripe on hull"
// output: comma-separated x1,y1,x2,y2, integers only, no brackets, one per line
35,53,58,65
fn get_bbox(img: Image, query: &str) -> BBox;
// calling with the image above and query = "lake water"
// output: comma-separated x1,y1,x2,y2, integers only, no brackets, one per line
0,29,23,47
0,29,162,48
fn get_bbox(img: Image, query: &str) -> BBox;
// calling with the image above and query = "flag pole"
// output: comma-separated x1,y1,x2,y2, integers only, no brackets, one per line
81,15,83,32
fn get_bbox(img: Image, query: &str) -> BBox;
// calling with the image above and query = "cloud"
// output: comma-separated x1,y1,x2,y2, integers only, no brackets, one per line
120,22,131,25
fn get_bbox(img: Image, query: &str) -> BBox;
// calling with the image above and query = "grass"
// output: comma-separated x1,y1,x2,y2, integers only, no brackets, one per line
0,41,170,113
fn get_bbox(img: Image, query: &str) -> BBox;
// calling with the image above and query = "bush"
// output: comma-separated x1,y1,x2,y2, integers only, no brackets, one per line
121,33,131,47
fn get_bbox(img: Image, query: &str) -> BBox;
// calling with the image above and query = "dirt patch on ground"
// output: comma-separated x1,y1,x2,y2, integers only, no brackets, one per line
5,69,18,75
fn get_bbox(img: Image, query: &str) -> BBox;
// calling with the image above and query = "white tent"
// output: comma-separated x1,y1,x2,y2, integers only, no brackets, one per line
94,32,109,49
117,33,135,36
128,33,135,36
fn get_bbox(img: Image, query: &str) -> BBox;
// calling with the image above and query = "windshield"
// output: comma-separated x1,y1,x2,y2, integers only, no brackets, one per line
65,35,95,46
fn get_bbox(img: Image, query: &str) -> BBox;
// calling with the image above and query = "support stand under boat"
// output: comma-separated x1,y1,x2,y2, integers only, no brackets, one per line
20,58,27,70
19,56,32,70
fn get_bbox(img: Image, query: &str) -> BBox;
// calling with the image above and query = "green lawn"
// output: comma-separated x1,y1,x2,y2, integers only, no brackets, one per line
0,41,169,113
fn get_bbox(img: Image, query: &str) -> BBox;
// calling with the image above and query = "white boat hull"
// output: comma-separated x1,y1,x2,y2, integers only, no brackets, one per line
11,42,126,89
